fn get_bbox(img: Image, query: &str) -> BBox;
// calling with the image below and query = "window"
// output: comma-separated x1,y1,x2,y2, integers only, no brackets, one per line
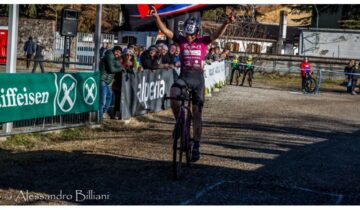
246,43,261,54
122,36,137,45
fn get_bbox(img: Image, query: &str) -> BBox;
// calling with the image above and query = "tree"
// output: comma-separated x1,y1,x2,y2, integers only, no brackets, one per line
288,4,313,25
2,4,122,33
0,5,8,17
289,4,360,29
20,5,38,18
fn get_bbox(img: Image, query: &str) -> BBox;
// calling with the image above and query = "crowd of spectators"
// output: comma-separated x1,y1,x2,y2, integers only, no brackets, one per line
99,42,184,75
205,46,229,64
100,41,228,74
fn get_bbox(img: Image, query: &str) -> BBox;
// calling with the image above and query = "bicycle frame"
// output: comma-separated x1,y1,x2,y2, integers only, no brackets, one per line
162,89,194,179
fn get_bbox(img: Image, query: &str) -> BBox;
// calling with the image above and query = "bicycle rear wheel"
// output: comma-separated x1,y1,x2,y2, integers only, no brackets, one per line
173,119,185,180
305,78,317,93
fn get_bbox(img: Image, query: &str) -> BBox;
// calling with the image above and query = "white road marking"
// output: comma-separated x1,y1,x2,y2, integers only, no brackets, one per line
180,180,234,205
289,91,303,95
292,186,344,205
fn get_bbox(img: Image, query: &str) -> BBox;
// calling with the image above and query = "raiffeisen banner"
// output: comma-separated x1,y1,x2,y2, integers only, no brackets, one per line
0,72,100,123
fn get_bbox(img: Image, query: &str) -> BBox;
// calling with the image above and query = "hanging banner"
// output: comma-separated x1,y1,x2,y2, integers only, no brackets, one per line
120,69,174,120
0,72,99,123
121,4,214,31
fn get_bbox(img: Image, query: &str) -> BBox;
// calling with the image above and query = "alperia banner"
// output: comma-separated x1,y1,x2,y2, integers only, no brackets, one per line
0,72,99,123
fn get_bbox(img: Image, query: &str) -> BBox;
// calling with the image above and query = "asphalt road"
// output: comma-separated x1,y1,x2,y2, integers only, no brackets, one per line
0,82,360,205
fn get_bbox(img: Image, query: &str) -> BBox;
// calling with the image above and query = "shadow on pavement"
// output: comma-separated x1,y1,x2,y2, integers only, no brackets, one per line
1,115,360,205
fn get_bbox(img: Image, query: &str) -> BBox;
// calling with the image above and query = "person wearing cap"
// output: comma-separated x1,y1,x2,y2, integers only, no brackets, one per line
24,36,36,70
151,6,235,161
157,44,173,69
122,48,142,72
32,40,45,73
300,57,313,92
240,55,255,87
140,45,160,71
99,46,123,120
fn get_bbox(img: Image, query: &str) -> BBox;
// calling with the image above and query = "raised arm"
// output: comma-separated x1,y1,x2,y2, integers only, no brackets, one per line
150,6,174,40
210,14,236,42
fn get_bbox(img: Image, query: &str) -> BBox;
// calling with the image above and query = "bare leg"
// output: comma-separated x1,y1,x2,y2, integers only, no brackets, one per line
241,70,248,86
248,70,253,87
192,104,202,142
230,69,236,85
170,86,181,119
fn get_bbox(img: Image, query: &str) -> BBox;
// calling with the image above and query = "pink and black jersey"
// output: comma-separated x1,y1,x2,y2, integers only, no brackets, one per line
173,35,212,71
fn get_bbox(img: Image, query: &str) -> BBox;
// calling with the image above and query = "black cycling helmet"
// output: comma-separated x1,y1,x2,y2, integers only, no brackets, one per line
184,16,201,35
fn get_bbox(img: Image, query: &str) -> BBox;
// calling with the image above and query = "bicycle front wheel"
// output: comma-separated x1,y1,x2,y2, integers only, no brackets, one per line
173,120,184,180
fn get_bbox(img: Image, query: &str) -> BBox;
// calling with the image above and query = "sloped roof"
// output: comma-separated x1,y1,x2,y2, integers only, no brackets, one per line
202,21,301,43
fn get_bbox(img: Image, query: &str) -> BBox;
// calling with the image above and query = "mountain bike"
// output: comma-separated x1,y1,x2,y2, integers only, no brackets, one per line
162,89,194,180
304,72,317,93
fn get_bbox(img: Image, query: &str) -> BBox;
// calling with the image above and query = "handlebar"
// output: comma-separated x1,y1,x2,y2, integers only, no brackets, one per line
161,93,192,110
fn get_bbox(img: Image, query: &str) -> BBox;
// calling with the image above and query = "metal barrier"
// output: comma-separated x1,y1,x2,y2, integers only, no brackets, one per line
0,112,96,136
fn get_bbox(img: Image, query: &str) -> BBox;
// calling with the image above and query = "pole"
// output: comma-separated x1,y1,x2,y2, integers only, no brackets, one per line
60,36,67,72
94,4,102,72
3,4,19,134
94,4,102,123
314,5,319,49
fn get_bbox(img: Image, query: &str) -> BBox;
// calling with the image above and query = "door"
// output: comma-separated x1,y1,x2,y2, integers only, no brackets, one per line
0,29,8,64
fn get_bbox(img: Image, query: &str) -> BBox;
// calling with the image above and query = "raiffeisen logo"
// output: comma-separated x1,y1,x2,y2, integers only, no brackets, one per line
0,87,49,108
137,75,165,109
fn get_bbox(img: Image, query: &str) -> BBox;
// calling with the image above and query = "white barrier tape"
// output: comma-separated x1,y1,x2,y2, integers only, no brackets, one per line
232,61,309,73
320,69,360,76
227,60,360,76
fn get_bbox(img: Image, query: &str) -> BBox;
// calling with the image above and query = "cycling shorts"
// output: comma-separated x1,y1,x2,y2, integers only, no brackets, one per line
171,71,205,108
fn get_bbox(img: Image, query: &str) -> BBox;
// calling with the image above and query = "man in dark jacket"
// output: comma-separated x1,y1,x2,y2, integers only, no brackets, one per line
99,46,123,120
24,36,36,70
32,40,45,73
140,45,159,70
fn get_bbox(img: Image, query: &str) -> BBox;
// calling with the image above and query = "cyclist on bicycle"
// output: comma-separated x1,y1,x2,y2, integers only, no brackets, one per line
300,57,313,92
151,7,235,161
